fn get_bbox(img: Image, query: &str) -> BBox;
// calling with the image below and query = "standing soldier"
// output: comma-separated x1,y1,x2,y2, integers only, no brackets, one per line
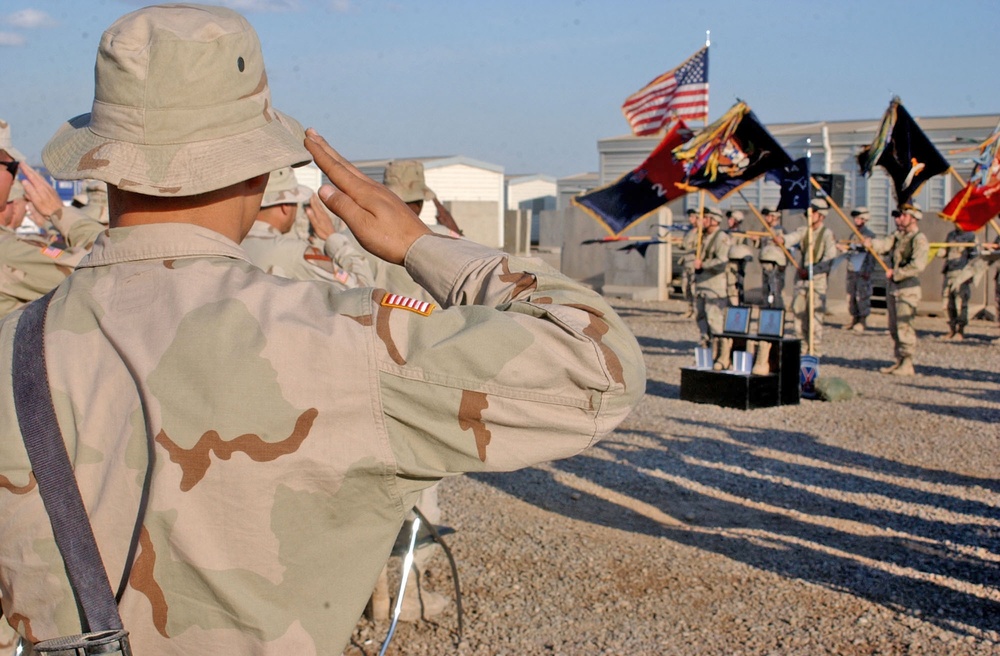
843,207,876,332
725,209,749,305
694,206,733,369
757,207,787,308
938,225,977,340
776,197,838,356
680,207,700,318
865,204,930,375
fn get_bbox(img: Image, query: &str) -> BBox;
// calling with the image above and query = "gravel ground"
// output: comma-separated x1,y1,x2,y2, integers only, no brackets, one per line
346,300,1000,656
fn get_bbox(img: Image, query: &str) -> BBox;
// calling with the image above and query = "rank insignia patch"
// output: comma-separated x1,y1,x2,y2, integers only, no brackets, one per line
380,292,435,316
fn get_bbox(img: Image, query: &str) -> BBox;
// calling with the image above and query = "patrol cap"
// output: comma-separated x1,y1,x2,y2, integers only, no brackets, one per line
384,160,434,203
0,119,26,162
901,202,922,220
685,208,699,216
42,4,310,197
727,209,745,223
703,205,723,222
760,207,778,215
850,206,870,218
261,167,312,208
809,197,830,212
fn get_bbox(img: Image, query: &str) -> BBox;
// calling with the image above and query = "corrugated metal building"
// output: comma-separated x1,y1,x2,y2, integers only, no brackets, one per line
353,156,505,248
506,174,557,244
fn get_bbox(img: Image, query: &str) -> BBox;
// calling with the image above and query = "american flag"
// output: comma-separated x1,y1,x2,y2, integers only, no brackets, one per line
622,46,709,137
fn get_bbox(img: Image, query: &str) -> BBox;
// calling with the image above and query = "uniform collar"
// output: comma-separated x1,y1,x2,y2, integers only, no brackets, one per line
78,223,253,269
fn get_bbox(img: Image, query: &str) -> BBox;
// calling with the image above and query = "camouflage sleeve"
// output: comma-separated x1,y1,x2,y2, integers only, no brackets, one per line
323,233,375,288
375,234,645,487
782,227,804,249
895,233,930,281
869,234,895,256
701,232,730,273
46,206,106,249
0,234,87,316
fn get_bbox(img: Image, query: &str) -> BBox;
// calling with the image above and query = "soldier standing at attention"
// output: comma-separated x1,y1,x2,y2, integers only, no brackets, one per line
866,204,930,375
694,206,733,369
776,197,838,356
938,225,977,340
680,207,700,318
843,207,876,332
0,5,645,654
724,209,749,306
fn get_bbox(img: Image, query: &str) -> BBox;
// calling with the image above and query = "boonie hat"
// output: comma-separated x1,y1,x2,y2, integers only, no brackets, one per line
261,167,312,208
42,4,310,197
0,119,26,162
850,206,870,218
384,160,434,203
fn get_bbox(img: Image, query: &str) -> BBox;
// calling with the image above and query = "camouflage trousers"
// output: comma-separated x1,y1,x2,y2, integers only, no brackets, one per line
791,275,828,356
846,270,873,320
760,263,785,308
888,285,921,359
682,266,696,312
695,293,726,347
945,278,972,329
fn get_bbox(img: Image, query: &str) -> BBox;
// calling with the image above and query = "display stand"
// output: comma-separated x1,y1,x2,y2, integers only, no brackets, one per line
680,334,800,410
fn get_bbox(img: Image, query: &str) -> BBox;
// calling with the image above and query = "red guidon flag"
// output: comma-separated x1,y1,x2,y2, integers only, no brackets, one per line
622,46,709,136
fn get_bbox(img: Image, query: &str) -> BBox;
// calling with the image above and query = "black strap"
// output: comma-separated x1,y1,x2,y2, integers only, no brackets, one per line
11,291,124,633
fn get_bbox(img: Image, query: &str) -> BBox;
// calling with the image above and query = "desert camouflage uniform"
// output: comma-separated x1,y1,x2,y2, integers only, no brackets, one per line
871,229,930,360
680,226,699,315
241,220,373,290
694,229,731,346
758,225,786,308
846,225,877,324
0,206,104,318
939,228,976,334
784,225,838,356
0,224,644,655
724,229,749,306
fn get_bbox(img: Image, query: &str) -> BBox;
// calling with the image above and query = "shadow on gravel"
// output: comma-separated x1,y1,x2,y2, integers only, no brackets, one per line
903,402,1000,423
644,378,680,399
473,423,1000,637
636,335,698,355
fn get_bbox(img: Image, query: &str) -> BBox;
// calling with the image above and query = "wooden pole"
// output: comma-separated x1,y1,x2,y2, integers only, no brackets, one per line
737,191,797,264
809,176,891,273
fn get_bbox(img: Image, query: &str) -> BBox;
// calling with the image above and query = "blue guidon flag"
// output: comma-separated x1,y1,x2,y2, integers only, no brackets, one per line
573,120,693,235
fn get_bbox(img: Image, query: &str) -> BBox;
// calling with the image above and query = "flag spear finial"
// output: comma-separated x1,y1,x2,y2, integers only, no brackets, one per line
706,30,710,47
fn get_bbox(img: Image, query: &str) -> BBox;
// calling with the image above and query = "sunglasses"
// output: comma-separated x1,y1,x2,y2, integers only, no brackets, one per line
1,160,18,178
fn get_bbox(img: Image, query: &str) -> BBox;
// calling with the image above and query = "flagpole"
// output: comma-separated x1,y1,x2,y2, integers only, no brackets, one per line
737,191,797,264
809,177,891,274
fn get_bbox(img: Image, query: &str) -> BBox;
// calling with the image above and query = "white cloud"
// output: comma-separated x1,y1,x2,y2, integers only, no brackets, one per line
330,0,352,13
4,8,55,29
0,31,26,46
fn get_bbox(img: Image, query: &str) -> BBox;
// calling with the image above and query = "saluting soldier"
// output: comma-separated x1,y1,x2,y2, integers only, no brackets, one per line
865,203,930,375
241,166,373,289
843,207,876,332
694,206,733,369
776,197,838,356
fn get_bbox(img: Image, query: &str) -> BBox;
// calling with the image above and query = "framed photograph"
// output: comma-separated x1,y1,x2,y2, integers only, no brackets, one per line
758,308,785,338
723,306,751,335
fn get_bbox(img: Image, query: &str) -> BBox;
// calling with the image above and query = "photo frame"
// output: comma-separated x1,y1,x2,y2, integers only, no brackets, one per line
758,308,785,338
723,306,751,335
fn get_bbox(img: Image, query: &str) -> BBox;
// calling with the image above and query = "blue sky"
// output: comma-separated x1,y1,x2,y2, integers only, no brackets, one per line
2,0,998,178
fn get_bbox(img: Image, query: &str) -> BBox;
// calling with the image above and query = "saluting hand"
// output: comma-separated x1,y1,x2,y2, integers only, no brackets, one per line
305,193,335,241
304,129,431,265
19,163,63,220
